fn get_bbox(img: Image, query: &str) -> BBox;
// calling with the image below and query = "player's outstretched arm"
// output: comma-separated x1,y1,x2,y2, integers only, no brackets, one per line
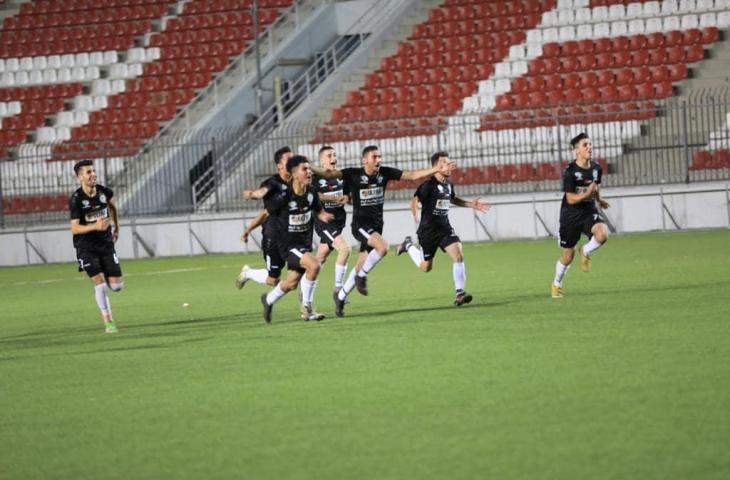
311,166,343,179
108,199,120,242
241,209,268,243
565,182,598,204
318,210,335,223
242,186,271,200
317,192,348,205
452,196,490,213
401,160,455,181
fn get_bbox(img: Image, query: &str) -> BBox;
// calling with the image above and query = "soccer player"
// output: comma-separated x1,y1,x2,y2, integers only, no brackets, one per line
551,132,610,298
395,152,490,306
235,146,293,289
312,146,351,294
260,155,334,323
312,145,453,317
69,160,123,333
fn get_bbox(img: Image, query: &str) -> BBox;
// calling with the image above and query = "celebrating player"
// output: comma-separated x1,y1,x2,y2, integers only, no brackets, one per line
235,146,293,289
69,160,124,333
260,155,334,323
312,146,351,294
395,152,489,306
551,132,610,298
312,145,453,317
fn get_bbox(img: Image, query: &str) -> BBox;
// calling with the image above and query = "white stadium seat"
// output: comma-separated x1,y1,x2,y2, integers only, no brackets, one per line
32,57,47,70
462,97,479,113
592,6,608,21
593,22,610,37
627,3,643,17
109,63,129,79
57,67,72,83
92,95,108,110
1,72,15,87
14,71,29,86
576,24,593,39
574,8,590,23
91,79,111,95
557,0,573,10
20,57,34,71
74,111,89,126
47,55,61,69
8,101,22,115
719,11,730,28
71,66,86,82
558,9,574,25
542,10,558,27
60,54,75,68
681,14,699,30
526,43,543,58
526,29,541,44
75,52,90,68
542,28,558,42
127,48,145,63
611,21,628,36
663,16,681,30
628,19,645,34
89,51,105,66
643,1,661,16
5,58,20,72
0,58,4,73
128,63,143,77
85,66,100,80
662,0,679,14
511,61,528,77
42,69,57,84
699,12,716,27
645,18,663,33
102,51,118,64
608,4,625,20
679,0,696,12
559,26,576,41
56,111,74,127
509,44,526,59
36,127,56,143
0,103,6,116
28,69,43,85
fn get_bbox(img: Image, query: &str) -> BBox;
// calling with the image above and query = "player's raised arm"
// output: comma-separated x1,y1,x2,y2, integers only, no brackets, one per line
243,186,270,200
401,159,455,181
241,209,269,242
452,196,490,212
311,165,342,180
410,196,420,224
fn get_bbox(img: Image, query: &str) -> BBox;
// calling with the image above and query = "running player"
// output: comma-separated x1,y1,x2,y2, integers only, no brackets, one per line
260,155,333,322
312,146,351,294
235,146,293,289
69,160,124,333
312,145,453,317
395,152,489,306
551,132,610,298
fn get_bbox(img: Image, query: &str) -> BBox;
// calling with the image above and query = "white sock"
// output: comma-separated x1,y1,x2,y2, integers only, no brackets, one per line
582,237,603,257
247,267,270,285
339,268,358,300
109,282,123,292
265,284,286,305
452,262,466,292
94,283,111,315
553,260,570,286
300,277,317,306
358,250,383,277
334,264,347,288
407,244,424,268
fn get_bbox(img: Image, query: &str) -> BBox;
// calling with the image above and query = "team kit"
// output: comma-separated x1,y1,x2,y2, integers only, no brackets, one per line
70,133,609,331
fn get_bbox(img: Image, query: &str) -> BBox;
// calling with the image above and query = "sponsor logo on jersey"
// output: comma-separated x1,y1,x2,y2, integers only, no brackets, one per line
288,201,297,209
359,186,384,206
318,179,327,187
82,200,90,208
99,194,106,203
592,169,598,181
307,193,313,203
435,199,450,214
575,172,583,181
84,207,108,223
288,211,312,232
360,175,369,184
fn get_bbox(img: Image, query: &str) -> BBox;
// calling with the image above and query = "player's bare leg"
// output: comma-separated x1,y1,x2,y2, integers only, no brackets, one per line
445,242,471,306
297,252,325,321
261,270,302,323
552,247,575,298
91,273,118,332
580,223,609,272
353,232,388,295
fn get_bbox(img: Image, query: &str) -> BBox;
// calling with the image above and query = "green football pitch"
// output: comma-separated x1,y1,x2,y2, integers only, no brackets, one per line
1,230,729,479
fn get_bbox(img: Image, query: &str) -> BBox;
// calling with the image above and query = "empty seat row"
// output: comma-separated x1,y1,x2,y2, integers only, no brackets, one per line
106,89,196,108
346,83,477,107
169,10,279,29
182,0,291,14
22,0,171,15
0,101,22,117
0,51,121,72
0,84,83,102
3,5,168,29
0,67,103,87
1,20,151,44
0,36,135,57
149,26,254,46
691,149,730,170
159,41,249,59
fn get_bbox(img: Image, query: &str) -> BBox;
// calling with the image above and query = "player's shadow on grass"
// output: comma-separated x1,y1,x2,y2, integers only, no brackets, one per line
342,300,508,322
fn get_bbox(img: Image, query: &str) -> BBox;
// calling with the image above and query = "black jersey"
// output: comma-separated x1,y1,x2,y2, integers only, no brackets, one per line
312,175,347,226
264,185,322,250
560,160,602,223
341,166,402,226
415,176,455,234
260,174,289,237
69,185,114,250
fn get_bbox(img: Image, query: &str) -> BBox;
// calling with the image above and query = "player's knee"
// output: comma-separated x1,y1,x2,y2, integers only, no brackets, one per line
336,241,352,255
266,276,278,286
421,263,432,273
309,263,321,276
109,282,123,292
377,244,389,256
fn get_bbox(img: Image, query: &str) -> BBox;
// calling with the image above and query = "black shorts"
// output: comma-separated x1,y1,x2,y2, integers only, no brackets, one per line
283,246,312,274
418,228,460,261
262,235,284,279
559,212,605,249
352,223,383,253
76,247,122,278
315,219,345,249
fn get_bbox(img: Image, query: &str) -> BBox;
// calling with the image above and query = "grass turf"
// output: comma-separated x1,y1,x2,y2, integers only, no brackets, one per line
1,230,729,479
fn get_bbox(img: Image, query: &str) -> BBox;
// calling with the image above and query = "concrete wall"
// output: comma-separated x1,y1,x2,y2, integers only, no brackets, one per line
2,181,728,266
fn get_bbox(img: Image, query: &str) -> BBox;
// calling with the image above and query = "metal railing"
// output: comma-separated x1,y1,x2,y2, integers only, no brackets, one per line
2,93,730,227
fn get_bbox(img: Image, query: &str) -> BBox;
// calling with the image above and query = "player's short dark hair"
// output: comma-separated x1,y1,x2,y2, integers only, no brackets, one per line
286,155,309,174
319,145,334,155
430,151,449,166
362,145,379,158
570,132,589,148
274,146,292,165
73,160,93,175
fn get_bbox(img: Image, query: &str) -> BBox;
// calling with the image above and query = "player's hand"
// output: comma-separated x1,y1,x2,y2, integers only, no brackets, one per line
471,197,490,213
243,190,253,200
587,182,598,194
241,230,250,243
95,218,109,231
598,199,610,209
112,228,119,243
319,211,335,223
439,160,456,175
335,195,348,205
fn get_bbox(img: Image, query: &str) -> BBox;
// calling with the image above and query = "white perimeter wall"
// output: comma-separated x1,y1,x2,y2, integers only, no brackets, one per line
1,181,729,266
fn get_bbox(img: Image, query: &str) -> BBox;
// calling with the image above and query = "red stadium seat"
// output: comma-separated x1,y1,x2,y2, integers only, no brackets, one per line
668,64,688,82
686,44,704,63
683,29,702,45
701,27,719,44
